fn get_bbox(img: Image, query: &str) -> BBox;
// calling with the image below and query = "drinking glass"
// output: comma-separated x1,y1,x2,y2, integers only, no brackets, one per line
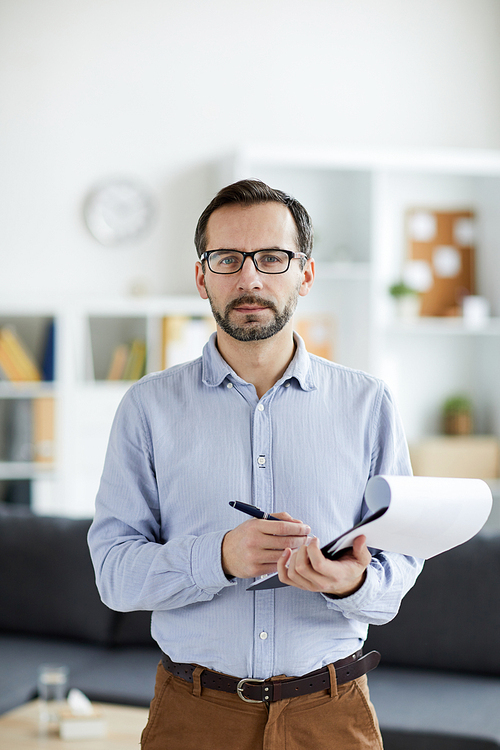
37,664,69,734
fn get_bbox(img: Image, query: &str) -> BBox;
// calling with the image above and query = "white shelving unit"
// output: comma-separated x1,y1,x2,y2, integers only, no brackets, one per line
2,146,500,519
219,147,500,532
0,296,211,517
218,146,500,441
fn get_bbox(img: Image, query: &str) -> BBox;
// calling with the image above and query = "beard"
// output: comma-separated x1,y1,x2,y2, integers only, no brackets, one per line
205,286,300,342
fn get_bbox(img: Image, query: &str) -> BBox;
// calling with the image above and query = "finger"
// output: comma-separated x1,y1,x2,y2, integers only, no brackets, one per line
287,542,356,592
303,536,333,572
306,536,366,577
259,519,312,538
279,546,321,591
351,535,371,564
267,511,311,528
263,535,312,552
277,548,305,587
271,512,294,521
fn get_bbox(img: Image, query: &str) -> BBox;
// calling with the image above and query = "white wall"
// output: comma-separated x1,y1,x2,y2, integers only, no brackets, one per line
1,0,500,299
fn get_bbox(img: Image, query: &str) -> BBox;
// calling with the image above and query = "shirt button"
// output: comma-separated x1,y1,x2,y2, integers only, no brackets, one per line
259,632,268,640
227,383,233,388
257,456,266,466
285,382,291,388
257,404,264,411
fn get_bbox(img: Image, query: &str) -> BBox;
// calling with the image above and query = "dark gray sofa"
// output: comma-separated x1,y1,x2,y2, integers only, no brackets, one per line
1,507,500,749
0,508,159,716
365,534,500,748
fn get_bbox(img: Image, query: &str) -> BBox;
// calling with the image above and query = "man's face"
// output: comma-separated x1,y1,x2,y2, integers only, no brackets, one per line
195,202,313,342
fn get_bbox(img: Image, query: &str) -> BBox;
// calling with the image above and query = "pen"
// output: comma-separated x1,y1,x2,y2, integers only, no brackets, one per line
229,501,280,521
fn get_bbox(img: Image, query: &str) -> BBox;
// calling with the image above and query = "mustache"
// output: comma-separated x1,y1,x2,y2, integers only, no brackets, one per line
226,295,278,315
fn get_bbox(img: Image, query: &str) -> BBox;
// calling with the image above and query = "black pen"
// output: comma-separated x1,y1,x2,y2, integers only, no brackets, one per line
229,501,280,521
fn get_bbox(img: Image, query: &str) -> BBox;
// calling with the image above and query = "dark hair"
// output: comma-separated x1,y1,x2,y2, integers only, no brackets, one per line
194,179,314,259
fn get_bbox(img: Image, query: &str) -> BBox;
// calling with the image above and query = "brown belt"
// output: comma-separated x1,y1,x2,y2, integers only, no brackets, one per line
161,650,380,704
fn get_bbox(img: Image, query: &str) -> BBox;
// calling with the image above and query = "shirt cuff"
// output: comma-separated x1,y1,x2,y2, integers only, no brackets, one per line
321,562,378,612
190,529,237,594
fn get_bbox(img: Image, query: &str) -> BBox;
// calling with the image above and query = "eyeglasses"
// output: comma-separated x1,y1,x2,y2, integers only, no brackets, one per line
202,249,307,275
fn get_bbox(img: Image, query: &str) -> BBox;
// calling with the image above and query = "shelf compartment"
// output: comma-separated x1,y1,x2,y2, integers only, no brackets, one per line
88,316,148,381
0,315,56,382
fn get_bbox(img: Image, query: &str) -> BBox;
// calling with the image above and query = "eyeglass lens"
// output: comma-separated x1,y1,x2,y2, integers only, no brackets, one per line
208,250,290,274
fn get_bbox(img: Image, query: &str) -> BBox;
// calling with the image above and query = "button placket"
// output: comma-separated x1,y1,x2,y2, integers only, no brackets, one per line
252,397,275,678
252,399,273,513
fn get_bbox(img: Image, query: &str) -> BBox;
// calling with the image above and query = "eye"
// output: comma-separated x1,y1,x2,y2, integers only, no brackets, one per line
212,252,241,267
257,251,288,268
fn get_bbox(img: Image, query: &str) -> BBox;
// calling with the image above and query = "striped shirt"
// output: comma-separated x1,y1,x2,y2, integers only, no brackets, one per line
88,333,422,679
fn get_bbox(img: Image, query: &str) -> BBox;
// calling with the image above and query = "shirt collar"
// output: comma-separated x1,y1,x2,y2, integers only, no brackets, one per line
201,332,317,392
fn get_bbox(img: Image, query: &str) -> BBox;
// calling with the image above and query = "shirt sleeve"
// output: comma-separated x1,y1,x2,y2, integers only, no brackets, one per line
87,385,236,613
321,382,424,623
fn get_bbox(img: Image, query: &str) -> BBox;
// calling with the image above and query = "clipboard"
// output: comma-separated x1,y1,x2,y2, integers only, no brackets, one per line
247,475,492,591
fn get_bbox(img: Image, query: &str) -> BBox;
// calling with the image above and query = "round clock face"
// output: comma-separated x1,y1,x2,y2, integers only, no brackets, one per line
84,179,155,246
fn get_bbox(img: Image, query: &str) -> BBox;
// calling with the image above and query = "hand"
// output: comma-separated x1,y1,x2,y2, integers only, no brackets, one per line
222,512,311,579
277,535,371,598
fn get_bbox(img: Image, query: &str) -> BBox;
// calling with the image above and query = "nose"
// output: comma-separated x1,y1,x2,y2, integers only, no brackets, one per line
237,255,263,290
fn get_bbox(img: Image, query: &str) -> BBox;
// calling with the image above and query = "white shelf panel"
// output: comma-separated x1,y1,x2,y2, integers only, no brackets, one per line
315,262,371,281
0,382,57,398
386,317,500,336
229,146,500,175
80,295,211,317
0,462,55,480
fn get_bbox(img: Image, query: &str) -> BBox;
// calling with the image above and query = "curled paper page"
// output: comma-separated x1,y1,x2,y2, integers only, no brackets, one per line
326,475,492,560
247,475,492,591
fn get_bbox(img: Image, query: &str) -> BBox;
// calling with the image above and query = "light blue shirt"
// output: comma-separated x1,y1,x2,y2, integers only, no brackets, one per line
88,333,422,679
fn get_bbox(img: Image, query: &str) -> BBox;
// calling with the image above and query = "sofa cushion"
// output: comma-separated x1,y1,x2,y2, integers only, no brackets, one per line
0,634,159,715
369,666,500,745
67,646,159,707
112,610,154,647
365,534,500,676
0,633,105,715
0,514,114,644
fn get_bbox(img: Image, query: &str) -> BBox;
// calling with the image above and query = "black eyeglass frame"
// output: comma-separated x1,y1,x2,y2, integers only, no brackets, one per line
201,249,308,275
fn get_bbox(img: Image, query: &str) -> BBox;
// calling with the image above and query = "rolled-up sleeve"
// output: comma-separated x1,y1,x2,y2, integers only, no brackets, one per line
87,385,235,613
321,383,424,623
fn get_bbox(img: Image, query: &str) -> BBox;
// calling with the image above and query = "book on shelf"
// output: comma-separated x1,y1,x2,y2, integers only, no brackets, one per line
106,344,130,380
0,397,55,464
33,397,55,463
0,400,8,459
107,340,146,381
41,319,56,381
162,316,216,369
123,339,147,381
5,398,33,462
0,326,42,382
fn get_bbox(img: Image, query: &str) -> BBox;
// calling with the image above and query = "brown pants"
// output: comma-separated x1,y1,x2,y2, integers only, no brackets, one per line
141,662,383,750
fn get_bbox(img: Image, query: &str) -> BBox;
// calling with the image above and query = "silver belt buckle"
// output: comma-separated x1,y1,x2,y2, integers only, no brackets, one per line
236,677,267,703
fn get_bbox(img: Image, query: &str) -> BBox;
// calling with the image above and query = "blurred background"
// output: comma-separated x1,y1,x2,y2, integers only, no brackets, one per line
1,0,500,517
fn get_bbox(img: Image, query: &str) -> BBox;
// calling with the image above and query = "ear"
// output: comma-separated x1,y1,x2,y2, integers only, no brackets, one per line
195,261,208,300
298,258,315,298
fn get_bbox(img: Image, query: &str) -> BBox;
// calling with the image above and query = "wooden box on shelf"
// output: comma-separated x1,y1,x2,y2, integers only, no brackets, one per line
410,436,500,480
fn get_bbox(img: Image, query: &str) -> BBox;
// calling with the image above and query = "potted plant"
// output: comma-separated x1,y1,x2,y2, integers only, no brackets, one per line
389,281,421,318
442,394,473,435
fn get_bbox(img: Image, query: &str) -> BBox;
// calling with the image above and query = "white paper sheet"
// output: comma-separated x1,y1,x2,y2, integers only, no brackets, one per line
326,475,492,559
247,475,492,591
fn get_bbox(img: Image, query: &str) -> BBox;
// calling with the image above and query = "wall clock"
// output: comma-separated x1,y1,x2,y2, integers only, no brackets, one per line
83,178,155,246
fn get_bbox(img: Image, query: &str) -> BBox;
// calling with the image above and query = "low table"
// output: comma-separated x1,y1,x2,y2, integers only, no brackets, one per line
0,701,149,749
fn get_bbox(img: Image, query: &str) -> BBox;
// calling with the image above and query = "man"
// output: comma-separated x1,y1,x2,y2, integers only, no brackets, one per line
88,179,422,749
